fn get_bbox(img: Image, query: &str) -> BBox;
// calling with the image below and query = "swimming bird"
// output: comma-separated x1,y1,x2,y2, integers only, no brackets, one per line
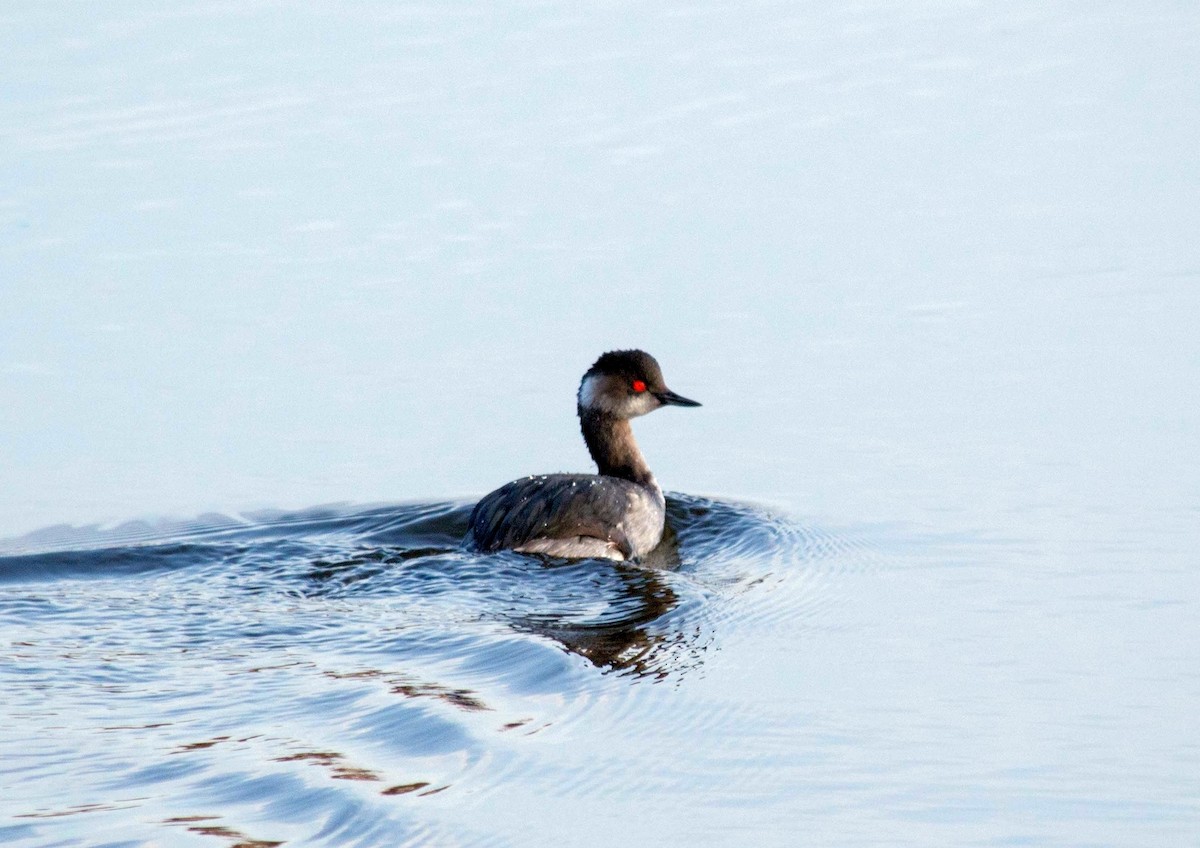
468,349,701,561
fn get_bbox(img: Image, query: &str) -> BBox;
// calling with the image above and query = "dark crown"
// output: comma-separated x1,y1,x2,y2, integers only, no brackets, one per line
584,349,665,388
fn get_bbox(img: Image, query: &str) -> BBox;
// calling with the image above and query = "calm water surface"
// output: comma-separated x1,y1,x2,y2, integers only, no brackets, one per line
3,2,1199,846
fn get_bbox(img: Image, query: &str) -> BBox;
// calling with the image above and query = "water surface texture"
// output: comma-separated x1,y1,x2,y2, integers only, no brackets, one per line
2,497,856,847
3,2,1199,846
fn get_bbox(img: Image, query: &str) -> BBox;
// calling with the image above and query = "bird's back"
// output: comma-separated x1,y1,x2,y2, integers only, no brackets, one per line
468,473,663,561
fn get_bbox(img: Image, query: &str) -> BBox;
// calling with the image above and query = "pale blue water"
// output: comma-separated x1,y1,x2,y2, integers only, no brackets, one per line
2,2,1199,846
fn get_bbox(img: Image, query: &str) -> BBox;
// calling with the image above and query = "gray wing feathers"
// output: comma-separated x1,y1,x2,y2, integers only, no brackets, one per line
469,475,634,557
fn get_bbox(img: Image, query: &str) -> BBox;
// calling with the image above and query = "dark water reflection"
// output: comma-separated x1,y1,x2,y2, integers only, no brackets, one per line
0,496,849,846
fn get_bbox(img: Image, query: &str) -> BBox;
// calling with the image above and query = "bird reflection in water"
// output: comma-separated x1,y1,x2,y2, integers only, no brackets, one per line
506,520,693,678
300,503,703,680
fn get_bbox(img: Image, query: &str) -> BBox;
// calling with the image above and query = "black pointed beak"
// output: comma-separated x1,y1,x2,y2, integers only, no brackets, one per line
654,389,701,408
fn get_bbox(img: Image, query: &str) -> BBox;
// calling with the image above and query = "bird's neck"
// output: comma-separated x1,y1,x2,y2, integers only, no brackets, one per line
578,407,655,487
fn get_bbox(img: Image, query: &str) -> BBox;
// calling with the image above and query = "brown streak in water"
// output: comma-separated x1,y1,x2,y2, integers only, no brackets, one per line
16,805,103,819
276,749,379,782
381,782,430,795
189,826,243,838
166,818,284,848
323,668,490,712
246,660,312,674
172,735,230,753
192,828,285,848
323,669,383,679
16,799,146,819
389,682,488,711
275,751,342,764
331,766,380,781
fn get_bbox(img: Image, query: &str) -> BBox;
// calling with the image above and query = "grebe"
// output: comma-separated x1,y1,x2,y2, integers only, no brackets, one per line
468,349,700,561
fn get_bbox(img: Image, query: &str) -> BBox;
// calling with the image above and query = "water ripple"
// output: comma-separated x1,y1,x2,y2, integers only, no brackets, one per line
1,495,865,846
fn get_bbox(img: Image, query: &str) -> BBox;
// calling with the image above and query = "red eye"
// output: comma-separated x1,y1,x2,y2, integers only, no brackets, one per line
632,380,647,393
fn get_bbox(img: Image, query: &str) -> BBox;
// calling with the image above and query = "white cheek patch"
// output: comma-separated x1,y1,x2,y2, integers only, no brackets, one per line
627,391,658,418
578,374,602,409
579,374,621,414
